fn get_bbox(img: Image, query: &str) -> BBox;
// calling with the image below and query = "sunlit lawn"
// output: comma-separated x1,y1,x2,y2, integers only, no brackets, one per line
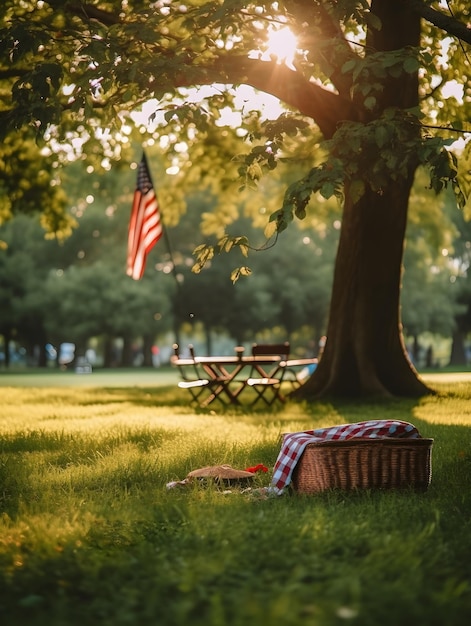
0,371,470,626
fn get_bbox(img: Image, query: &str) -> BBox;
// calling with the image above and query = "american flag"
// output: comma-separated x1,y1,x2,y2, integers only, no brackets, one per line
126,154,163,280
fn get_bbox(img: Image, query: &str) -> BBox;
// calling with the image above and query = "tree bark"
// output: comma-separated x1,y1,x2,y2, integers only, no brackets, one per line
406,0,471,44
293,179,431,398
121,336,134,367
449,330,467,366
142,333,154,367
103,336,114,368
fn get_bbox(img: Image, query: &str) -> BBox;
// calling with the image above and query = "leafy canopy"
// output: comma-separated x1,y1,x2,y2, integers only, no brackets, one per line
1,0,470,246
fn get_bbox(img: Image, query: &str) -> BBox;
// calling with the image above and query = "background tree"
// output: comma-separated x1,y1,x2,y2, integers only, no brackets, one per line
449,143,471,365
45,263,173,367
1,1,470,397
0,133,75,236
0,155,340,365
0,156,464,369
0,215,64,367
401,169,464,363
0,158,176,367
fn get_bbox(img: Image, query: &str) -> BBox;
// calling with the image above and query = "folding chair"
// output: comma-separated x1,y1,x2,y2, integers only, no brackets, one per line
170,343,210,405
281,357,318,390
246,342,290,406
171,344,231,407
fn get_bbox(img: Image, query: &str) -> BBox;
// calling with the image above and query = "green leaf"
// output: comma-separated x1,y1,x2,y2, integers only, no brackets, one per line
341,59,357,74
462,194,471,221
320,182,335,199
350,179,365,204
122,89,134,102
239,244,249,257
403,57,419,74
388,65,403,78
230,266,251,283
192,244,214,273
374,125,389,148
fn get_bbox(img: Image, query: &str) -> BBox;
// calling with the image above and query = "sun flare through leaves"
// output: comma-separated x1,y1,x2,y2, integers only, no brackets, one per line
262,26,299,69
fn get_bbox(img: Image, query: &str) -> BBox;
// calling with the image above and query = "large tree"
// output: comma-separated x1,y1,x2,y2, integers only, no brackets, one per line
1,1,470,397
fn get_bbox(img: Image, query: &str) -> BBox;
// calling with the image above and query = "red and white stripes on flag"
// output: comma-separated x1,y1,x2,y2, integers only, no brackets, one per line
126,154,163,280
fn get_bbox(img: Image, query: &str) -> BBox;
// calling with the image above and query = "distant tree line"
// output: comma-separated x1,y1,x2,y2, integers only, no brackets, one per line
1,159,470,369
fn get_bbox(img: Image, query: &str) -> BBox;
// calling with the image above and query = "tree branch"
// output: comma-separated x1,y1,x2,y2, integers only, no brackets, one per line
67,2,120,26
181,56,355,139
0,68,29,79
406,0,471,44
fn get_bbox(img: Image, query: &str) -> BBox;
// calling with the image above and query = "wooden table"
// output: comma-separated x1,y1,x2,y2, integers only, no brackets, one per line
171,351,317,407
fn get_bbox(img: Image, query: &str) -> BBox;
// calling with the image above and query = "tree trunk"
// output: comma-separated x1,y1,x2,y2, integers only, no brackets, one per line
37,344,48,368
292,0,431,399
449,330,467,366
103,336,114,368
121,336,134,367
142,333,153,367
204,325,212,356
2,332,11,368
294,180,431,399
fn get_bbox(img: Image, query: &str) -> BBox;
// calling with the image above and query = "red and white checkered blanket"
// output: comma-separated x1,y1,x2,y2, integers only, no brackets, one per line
270,420,421,495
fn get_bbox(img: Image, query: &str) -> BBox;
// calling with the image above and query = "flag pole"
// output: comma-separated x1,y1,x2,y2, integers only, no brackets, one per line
162,219,182,290
142,153,184,349
141,151,181,290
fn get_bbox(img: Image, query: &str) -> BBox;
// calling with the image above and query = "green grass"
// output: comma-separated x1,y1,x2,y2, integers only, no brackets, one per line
0,366,180,387
0,373,470,626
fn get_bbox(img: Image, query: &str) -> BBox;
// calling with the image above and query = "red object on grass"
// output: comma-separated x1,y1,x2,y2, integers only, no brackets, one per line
245,464,269,474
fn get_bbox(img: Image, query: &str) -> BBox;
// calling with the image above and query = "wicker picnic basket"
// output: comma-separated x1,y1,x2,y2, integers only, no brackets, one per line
291,437,433,494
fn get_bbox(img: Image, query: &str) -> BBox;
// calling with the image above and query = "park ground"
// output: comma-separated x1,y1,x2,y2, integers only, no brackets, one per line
0,367,470,626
